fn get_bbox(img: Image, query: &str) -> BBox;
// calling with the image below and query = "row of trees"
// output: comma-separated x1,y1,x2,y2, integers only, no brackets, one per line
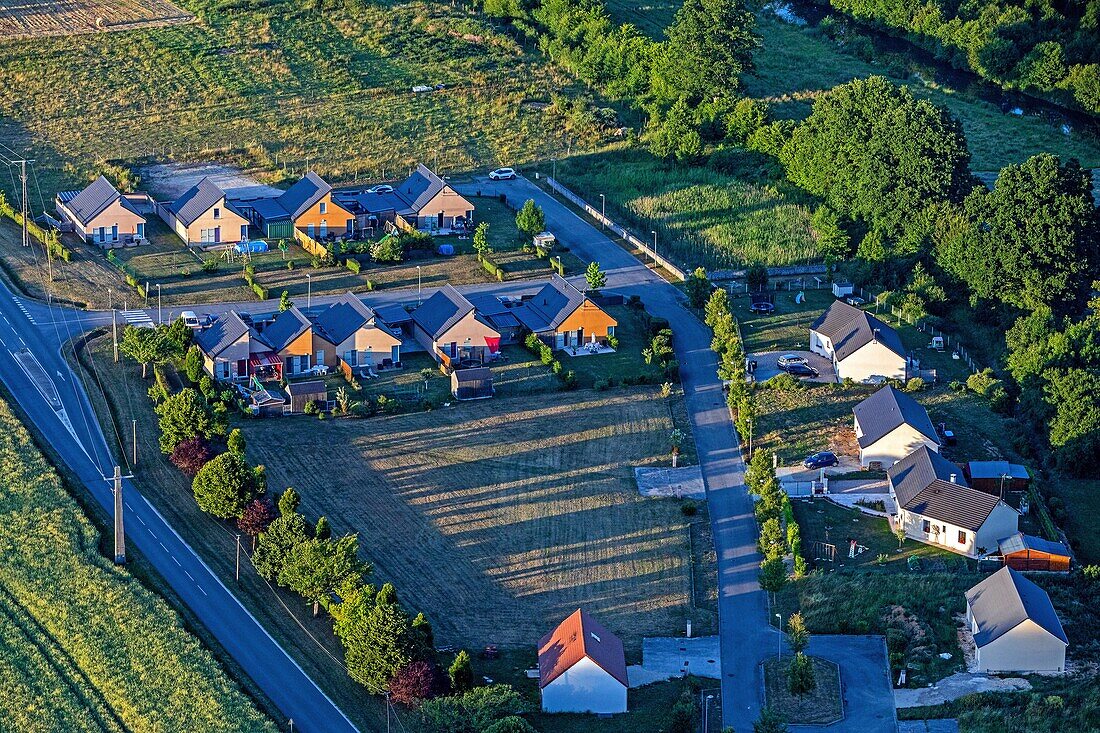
825,0,1100,114
704,286,756,441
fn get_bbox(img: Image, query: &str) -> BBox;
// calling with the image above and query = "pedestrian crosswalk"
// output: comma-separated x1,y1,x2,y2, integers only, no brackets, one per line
12,297,35,325
120,309,155,328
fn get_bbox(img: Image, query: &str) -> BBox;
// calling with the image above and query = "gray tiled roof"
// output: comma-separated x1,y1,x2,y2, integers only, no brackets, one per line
515,275,587,332
276,171,332,221
411,284,476,340
395,164,446,213
811,300,906,361
313,292,376,346
965,566,1068,647
853,386,939,449
60,175,140,225
168,178,231,227
260,306,312,351
997,532,1070,558
889,447,1006,531
286,380,326,396
194,312,267,357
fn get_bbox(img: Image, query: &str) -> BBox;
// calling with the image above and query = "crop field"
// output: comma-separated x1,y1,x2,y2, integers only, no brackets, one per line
0,0,585,199
552,145,818,270
0,397,274,732
244,388,713,649
0,0,193,41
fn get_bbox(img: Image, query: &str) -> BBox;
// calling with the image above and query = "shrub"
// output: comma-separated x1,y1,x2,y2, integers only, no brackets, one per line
681,500,698,516
169,437,215,477
967,368,1001,396
389,661,440,706
905,377,926,392
304,400,320,415
191,451,260,519
346,258,361,274
765,373,802,391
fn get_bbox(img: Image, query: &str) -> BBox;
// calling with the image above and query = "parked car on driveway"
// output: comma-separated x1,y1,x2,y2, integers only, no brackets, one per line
777,354,808,368
489,167,517,180
781,362,819,378
749,302,775,314
804,451,840,469
845,295,866,306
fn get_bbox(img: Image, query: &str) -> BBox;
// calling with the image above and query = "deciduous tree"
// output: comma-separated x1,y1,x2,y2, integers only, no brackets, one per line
661,0,759,102
788,652,816,699
253,512,311,581
119,325,169,378
389,660,441,705
192,451,259,519
758,557,787,602
515,199,545,238
279,535,366,616
685,267,712,309
238,498,277,550
154,388,222,454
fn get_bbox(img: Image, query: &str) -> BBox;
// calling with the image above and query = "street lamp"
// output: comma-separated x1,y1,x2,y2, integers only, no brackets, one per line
305,273,312,310
599,194,605,228
417,265,422,305
776,613,783,660
703,694,714,733
156,283,162,325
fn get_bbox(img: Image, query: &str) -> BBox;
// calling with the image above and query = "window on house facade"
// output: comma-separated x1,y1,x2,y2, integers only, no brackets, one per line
958,530,967,545
921,519,931,533
213,207,221,219
319,202,327,214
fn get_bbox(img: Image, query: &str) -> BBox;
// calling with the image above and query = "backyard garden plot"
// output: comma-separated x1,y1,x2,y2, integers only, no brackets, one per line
0,0,192,41
243,388,713,650
0,397,275,731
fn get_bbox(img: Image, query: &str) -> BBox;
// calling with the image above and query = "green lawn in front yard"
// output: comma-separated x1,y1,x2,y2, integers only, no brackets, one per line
559,304,668,389
763,655,843,725
754,381,873,466
739,287,835,354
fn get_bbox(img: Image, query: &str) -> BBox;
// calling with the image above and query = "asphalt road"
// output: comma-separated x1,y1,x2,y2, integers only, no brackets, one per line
0,286,357,732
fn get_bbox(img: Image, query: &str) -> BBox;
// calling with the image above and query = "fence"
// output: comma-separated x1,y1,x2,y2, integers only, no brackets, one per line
293,227,329,259
544,177,687,281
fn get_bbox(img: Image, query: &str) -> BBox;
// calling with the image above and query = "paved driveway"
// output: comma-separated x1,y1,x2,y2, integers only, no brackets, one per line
750,350,836,384
797,636,898,733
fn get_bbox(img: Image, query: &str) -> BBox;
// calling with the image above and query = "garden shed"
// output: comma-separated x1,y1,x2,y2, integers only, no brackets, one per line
451,368,493,400
998,533,1071,572
285,380,328,413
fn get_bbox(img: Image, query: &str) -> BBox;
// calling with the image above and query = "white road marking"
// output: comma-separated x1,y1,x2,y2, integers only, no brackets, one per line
120,309,155,328
159,542,169,553
173,556,181,566
184,571,195,582
147,528,158,539
135,515,146,526
55,370,65,381
197,585,208,596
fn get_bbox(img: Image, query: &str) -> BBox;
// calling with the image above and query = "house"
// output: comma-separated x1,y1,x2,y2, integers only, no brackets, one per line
159,178,250,246
852,386,940,469
193,312,282,383
998,533,1072,572
55,176,147,246
451,367,493,400
965,566,1068,673
965,460,1031,496
313,292,402,370
515,275,618,350
469,294,525,345
410,284,501,370
258,306,319,378
334,164,475,234
888,446,1019,558
239,171,355,241
538,609,628,714
810,300,907,382
286,380,328,414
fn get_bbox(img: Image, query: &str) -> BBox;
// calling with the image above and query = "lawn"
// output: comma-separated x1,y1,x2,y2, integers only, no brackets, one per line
549,145,819,271
70,331,714,730
0,396,276,731
762,655,843,725
739,287,835,354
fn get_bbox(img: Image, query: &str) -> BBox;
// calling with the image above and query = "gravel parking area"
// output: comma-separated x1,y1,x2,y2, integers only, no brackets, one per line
750,350,836,384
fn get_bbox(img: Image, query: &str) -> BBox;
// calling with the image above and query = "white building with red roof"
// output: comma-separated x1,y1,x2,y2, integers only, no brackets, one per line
538,609,628,714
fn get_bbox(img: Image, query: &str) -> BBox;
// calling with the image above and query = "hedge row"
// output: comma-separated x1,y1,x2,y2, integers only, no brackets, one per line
479,255,504,282
0,201,72,262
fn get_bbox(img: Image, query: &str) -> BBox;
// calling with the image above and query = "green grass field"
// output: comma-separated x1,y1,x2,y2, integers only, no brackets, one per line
551,145,818,270
0,397,275,732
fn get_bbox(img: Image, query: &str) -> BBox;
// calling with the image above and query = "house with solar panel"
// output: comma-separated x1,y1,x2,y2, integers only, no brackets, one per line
852,385,940,469
55,176,147,246
158,178,249,246
810,300,907,382
965,566,1068,673
888,446,1018,557
538,609,628,714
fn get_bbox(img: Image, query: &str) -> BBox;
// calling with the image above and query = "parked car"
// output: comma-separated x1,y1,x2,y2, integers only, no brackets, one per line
180,310,201,329
489,167,517,180
749,302,775,314
367,184,393,194
781,362,819,378
777,354,808,368
804,451,840,469
845,295,866,306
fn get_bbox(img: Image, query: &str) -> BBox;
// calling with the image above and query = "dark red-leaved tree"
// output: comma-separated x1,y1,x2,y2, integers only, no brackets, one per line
169,437,215,477
237,498,277,550
388,661,441,706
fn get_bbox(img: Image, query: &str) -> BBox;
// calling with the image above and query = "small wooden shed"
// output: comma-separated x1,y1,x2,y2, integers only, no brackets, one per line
285,380,328,413
451,367,493,400
998,533,1072,572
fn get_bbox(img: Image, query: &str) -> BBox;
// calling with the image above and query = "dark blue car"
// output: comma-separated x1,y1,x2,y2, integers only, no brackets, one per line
803,451,839,469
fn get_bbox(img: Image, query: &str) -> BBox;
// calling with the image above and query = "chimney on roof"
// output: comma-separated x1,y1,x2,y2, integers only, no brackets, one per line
873,328,880,343
950,473,957,484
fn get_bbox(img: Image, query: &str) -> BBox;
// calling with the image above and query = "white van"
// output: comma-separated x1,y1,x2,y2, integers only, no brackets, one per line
181,311,201,329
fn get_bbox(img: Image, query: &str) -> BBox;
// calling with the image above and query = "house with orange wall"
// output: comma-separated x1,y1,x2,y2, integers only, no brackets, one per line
237,171,355,240
516,275,618,350
258,306,325,377
159,178,250,246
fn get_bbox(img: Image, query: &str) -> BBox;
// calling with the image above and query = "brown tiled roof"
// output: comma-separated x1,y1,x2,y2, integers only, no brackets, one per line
538,609,628,689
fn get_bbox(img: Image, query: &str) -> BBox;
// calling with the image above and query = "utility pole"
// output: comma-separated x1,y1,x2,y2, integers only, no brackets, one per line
19,159,28,249
132,419,138,466
235,534,241,582
106,467,133,564
111,297,119,363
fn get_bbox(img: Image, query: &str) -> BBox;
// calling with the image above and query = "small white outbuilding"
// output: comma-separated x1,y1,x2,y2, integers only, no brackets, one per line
965,566,1068,674
538,609,628,714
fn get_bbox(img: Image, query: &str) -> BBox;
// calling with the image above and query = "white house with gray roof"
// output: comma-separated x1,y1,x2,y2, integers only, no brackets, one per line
853,385,940,468
55,176,147,246
810,300,907,382
965,566,1068,673
888,446,1018,558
